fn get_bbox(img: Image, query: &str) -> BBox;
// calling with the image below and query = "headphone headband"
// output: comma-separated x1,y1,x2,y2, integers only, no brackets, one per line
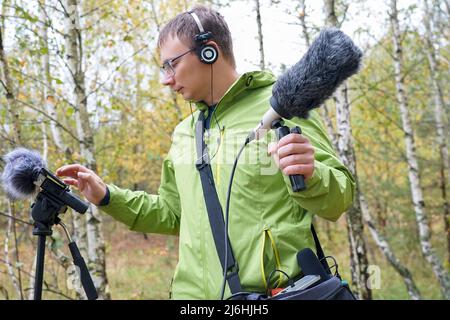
188,11,205,33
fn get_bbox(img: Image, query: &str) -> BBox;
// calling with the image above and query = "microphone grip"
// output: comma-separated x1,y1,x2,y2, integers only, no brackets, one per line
68,242,98,300
275,125,306,192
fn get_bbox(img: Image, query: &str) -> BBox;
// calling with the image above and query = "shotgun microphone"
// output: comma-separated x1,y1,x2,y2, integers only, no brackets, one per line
248,27,363,142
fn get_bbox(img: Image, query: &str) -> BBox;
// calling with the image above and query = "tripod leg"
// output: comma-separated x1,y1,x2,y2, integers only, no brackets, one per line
34,235,46,300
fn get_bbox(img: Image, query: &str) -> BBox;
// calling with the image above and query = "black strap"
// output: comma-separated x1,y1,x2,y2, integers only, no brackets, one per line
195,112,242,294
311,224,332,274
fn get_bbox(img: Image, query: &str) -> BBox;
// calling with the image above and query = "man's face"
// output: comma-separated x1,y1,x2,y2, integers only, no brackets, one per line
160,35,210,102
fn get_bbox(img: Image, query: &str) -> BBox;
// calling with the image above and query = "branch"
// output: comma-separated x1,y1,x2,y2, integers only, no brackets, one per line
86,44,148,98
0,211,33,226
81,0,115,18
9,66,77,109
14,98,81,143
0,257,74,300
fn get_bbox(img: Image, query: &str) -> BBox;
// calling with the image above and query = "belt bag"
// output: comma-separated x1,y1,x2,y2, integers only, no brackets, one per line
195,111,356,300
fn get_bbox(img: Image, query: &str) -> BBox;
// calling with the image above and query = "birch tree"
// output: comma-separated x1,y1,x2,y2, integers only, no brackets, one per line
63,0,109,299
323,0,372,300
0,0,21,145
389,0,450,299
422,0,450,267
255,0,265,70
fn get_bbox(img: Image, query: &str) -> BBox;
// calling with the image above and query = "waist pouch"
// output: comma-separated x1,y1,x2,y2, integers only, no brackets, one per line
240,277,356,300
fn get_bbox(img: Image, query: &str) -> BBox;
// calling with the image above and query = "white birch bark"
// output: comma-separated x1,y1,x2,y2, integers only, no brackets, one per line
39,0,67,154
423,0,450,266
0,1,21,145
64,0,109,299
324,0,372,300
360,193,422,299
390,0,450,299
255,0,265,70
334,85,372,300
4,201,22,299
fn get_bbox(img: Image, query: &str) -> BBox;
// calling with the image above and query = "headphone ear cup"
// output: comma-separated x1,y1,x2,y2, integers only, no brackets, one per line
198,44,218,64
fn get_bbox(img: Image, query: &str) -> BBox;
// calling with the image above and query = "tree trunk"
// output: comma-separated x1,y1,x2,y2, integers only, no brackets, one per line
0,1,21,145
423,0,450,267
4,201,22,299
334,86,372,300
360,192,422,299
64,0,110,299
390,0,450,299
297,0,311,46
39,0,68,154
255,0,265,70
324,0,372,300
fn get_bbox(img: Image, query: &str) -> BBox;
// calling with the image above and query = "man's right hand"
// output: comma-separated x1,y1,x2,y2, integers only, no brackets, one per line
56,164,107,206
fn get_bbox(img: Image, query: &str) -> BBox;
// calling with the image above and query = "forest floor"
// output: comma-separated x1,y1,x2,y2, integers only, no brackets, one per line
0,214,445,300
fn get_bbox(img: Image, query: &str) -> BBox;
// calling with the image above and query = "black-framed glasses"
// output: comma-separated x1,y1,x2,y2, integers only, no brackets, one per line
160,48,195,80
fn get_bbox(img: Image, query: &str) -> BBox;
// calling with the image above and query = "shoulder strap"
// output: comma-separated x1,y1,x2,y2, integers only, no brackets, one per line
310,224,332,274
195,111,242,294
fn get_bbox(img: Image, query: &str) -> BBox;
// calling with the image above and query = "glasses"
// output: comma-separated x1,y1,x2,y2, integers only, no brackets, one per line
160,48,195,81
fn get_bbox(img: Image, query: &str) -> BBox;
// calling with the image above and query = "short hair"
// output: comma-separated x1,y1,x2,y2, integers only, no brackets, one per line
158,5,236,68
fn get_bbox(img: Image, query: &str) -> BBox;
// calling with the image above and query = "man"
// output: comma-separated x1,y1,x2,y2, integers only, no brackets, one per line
56,5,355,299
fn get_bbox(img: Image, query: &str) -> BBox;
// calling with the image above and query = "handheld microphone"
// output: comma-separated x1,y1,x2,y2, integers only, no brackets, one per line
297,248,330,283
248,27,363,142
1,148,88,214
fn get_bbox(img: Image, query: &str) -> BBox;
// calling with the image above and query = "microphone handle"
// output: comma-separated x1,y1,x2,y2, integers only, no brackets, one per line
275,125,307,192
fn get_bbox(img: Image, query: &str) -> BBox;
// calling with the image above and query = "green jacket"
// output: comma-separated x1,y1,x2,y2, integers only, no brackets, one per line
100,71,355,299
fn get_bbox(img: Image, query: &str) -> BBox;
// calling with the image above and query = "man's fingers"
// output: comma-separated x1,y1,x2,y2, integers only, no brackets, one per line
78,171,94,182
77,172,86,192
278,133,308,148
278,143,314,159
279,154,315,169
56,164,90,178
282,164,314,178
62,178,79,188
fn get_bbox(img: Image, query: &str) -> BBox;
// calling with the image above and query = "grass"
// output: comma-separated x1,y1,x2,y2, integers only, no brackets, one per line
104,219,178,300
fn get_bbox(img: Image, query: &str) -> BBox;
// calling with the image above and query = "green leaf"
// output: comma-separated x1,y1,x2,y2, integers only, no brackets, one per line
123,35,133,42
39,47,49,55
66,107,74,117
53,78,63,85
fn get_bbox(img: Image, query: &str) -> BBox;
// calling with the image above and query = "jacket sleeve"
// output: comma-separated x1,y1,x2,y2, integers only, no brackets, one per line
283,110,356,222
98,153,181,235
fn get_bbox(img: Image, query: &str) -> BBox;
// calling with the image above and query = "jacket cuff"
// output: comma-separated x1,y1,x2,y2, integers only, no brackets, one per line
97,186,110,206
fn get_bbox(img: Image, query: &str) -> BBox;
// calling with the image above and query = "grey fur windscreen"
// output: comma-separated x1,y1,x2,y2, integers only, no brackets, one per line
1,148,47,200
270,27,363,119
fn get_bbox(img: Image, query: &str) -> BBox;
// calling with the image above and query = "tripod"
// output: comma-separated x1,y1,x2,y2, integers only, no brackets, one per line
31,191,98,300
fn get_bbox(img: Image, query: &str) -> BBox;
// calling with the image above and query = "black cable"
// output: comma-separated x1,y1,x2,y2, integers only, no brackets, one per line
219,137,250,300
225,291,255,300
265,269,292,297
320,255,339,277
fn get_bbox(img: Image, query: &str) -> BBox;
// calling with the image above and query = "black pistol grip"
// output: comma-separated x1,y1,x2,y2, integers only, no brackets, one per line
276,125,306,192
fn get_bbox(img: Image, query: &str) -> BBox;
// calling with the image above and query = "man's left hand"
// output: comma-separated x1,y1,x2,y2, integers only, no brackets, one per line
268,133,315,180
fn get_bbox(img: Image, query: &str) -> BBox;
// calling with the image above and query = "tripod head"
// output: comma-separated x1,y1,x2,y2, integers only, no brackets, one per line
31,168,89,235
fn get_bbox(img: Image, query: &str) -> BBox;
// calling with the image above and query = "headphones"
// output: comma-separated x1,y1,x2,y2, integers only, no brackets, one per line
188,11,218,64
